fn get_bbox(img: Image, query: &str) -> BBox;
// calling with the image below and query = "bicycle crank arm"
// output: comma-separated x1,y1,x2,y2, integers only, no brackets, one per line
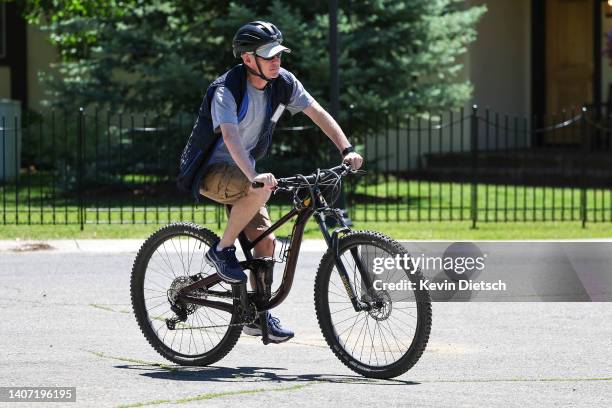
259,310,270,345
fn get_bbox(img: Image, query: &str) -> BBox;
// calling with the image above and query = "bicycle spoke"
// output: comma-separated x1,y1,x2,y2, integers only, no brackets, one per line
170,238,187,276
333,310,365,327
359,315,368,362
159,242,179,279
143,287,166,294
380,319,409,352
147,258,177,281
337,313,365,339
387,313,416,333
393,307,417,319
377,320,392,363
330,304,357,315
188,315,197,355
146,299,170,312
144,278,170,293
179,320,185,354
186,237,195,274
351,313,368,356
200,307,224,342
144,294,168,301
193,312,212,350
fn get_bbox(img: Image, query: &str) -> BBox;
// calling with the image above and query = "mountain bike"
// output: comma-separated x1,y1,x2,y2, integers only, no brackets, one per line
130,164,432,379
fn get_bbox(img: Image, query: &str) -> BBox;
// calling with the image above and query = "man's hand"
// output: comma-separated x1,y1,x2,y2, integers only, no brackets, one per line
252,173,277,190
343,152,363,170
303,102,363,171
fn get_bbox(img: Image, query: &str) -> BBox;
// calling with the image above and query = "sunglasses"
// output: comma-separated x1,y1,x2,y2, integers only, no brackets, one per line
250,51,283,61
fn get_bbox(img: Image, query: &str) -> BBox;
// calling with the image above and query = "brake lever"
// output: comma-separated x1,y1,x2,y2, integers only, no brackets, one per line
252,180,295,195
273,184,293,195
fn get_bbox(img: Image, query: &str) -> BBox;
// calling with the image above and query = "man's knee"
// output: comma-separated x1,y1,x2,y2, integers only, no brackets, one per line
248,186,271,203
254,233,275,256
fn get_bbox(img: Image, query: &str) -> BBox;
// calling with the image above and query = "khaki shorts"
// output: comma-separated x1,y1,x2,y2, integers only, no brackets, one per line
199,163,272,231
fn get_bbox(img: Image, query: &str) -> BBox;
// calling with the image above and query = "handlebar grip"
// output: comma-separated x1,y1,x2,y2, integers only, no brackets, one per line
251,181,264,188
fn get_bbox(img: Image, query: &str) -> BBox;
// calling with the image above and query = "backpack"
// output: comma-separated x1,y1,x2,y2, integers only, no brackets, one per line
177,64,294,200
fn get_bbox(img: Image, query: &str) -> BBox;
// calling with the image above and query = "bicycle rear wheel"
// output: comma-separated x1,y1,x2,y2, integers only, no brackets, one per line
314,231,432,379
130,222,242,366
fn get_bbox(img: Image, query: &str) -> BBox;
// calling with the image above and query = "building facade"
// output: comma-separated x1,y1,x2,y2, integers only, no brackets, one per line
0,2,58,112
468,0,612,119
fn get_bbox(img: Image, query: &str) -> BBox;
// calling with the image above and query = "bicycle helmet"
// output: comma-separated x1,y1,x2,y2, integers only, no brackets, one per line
232,21,291,82
232,21,285,57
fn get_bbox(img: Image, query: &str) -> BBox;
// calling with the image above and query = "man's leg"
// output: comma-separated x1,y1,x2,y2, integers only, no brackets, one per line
218,186,271,250
200,164,292,342
241,226,294,342
240,207,293,343
245,228,275,257
200,164,270,284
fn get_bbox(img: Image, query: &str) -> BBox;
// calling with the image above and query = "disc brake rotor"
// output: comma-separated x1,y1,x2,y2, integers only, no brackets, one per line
366,289,392,321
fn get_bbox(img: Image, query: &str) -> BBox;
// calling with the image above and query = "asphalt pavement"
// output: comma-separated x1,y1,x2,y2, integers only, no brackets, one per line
0,240,611,407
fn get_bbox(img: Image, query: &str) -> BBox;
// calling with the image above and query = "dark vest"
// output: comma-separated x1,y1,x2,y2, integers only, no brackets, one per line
177,64,294,199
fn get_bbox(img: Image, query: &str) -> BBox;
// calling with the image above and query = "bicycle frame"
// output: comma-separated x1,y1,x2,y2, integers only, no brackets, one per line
178,188,374,314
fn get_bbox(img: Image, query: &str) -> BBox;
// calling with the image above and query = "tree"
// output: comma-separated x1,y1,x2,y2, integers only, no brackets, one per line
22,0,486,119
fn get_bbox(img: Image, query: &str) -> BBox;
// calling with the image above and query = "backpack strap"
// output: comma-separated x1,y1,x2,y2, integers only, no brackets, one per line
250,69,295,160
223,65,248,121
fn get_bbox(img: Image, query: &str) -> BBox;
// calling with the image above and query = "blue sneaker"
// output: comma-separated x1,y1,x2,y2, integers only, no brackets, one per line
205,244,247,284
243,312,294,343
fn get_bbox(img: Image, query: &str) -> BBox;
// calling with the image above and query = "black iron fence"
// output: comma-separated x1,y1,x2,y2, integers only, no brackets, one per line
351,104,612,227
0,104,611,229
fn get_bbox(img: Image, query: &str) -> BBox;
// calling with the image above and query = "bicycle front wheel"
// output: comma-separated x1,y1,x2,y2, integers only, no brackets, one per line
130,222,242,366
314,231,432,379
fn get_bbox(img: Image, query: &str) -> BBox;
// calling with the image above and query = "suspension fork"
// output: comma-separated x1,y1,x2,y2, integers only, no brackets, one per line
314,212,371,312
324,209,377,292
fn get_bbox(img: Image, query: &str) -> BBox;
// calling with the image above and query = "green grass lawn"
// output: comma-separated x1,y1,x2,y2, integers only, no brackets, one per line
2,182,611,223
1,220,611,240
350,178,612,223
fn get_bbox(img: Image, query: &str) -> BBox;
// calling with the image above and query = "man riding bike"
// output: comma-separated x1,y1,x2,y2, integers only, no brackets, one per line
179,21,363,343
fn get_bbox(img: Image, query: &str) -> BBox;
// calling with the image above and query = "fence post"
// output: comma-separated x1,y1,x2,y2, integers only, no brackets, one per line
14,115,19,225
2,116,5,225
78,107,84,231
580,106,588,229
470,105,479,229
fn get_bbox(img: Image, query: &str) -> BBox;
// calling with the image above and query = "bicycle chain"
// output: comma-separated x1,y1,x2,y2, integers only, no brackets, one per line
168,299,258,331
169,316,257,331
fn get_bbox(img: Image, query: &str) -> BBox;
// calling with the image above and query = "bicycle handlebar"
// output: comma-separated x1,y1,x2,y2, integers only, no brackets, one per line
251,163,354,190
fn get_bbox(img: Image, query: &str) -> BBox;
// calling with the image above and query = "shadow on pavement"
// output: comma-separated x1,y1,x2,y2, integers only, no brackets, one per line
114,364,419,385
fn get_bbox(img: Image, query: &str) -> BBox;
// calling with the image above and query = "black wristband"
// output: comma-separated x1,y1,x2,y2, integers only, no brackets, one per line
341,146,355,157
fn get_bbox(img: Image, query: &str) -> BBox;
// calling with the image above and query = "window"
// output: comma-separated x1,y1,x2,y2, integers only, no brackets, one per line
0,3,5,59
